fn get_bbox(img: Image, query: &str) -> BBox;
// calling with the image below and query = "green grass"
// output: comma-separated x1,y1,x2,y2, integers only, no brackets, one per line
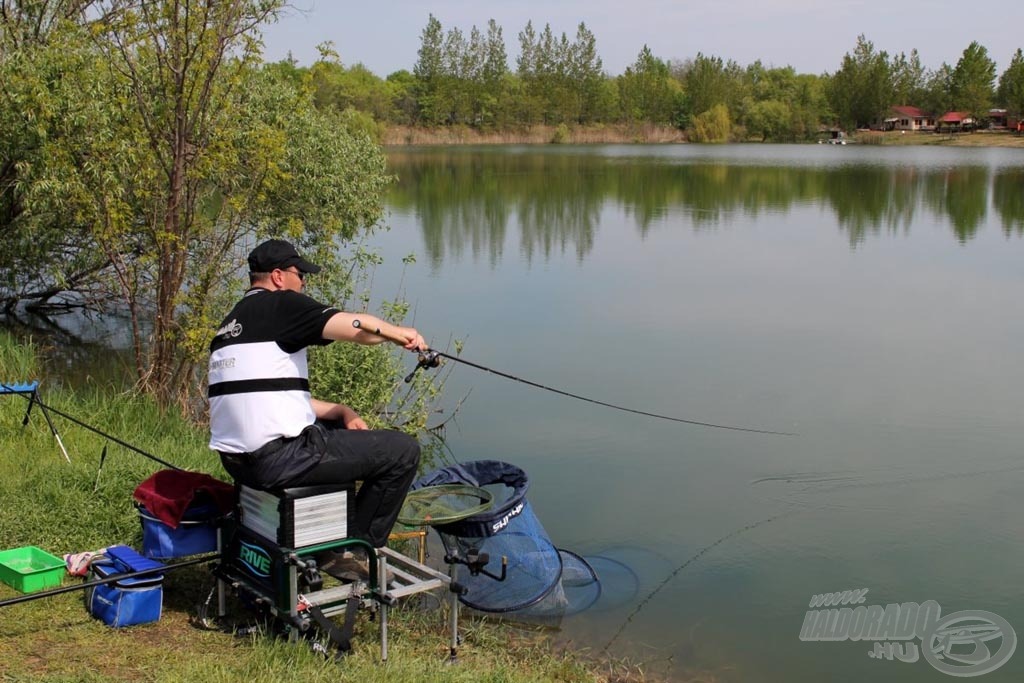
0,333,630,682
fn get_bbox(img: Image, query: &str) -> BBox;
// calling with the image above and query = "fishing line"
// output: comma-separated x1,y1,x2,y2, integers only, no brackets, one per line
353,321,796,436
0,382,182,471
600,508,800,654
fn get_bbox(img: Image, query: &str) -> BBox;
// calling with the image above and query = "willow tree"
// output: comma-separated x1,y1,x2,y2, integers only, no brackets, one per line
0,1,112,313
2,1,393,407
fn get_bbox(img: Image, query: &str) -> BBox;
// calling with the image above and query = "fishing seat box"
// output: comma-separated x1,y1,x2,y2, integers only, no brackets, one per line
85,545,165,628
136,498,222,559
238,484,353,549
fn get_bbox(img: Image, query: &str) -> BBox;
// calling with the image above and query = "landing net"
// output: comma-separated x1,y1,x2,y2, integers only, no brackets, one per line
397,484,493,526
412,460,599,616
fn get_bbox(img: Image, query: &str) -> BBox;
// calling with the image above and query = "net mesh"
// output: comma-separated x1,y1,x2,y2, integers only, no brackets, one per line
439,508,564,612
397,484,493,526
413,460,600,615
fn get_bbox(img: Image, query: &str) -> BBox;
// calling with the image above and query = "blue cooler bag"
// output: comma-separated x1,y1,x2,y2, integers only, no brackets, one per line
132,470,233,559
136,500,220,559
85,545,164,627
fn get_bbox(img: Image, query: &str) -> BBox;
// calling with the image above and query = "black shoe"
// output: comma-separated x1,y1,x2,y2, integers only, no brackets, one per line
317,550,370,581
317,549,395,584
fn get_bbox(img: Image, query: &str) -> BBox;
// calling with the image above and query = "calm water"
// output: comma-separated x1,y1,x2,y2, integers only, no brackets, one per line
376,144,1024,682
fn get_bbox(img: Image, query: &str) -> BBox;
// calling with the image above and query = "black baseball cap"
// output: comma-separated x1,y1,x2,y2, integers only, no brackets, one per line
247,239,322,274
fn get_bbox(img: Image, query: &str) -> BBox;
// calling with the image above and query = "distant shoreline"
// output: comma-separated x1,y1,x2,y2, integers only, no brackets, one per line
382,124,1024,148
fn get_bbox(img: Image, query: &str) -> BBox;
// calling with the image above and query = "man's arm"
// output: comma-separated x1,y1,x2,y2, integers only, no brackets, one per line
322,311,426,351
311,398,368,430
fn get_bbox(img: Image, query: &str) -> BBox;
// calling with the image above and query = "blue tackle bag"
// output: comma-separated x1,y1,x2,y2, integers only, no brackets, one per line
84,545,165,627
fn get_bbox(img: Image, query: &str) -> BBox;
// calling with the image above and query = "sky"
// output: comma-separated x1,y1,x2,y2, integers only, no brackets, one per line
259,1,1021,78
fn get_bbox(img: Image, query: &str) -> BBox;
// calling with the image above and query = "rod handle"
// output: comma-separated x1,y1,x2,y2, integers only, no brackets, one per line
352,319,428,351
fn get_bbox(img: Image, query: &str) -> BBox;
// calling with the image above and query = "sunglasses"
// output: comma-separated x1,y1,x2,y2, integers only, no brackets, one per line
282,267,305,282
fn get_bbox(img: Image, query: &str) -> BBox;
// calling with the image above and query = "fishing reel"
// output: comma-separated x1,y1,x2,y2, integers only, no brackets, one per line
404,349,442,383
351,319,442,383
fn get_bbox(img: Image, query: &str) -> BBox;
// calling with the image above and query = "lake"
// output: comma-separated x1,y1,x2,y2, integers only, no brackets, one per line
374,144,1024,682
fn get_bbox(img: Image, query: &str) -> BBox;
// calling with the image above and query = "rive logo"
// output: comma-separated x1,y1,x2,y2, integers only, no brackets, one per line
238,541,272,578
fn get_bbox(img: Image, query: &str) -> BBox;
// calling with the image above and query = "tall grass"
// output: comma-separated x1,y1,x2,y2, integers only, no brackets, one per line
381,123,686,146
0,332,621,682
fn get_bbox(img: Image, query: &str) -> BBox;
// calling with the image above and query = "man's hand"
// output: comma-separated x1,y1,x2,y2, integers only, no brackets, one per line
343,413,369,430
312,398,368,429
395,326,427,351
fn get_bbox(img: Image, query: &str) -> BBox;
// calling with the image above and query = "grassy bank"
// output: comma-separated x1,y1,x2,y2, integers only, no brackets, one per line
0,334,627,683
383,123,686,146
851,129,1024,147
382,123,1024,148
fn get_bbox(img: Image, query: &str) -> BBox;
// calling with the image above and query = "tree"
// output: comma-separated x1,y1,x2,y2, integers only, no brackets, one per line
481,19,507,90
413,13,445,124
412,16,511,127
568,22,604,123
891,49,927,105
827,35,893,129
0,2,118,317
618,45,680,124
532,23,569,123
515,20,542,124
679,53,731,117
517,21,606,125
478,19,510,127
921,63,955,116
92,0,291,398
744,99,792,141
690,103,731,142
950,41,996,120
3,1,393,406
386,69,419,124
307,45,395,124
997,48,1024,117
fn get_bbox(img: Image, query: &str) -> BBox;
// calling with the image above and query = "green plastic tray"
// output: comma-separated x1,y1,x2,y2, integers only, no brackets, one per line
0,546,64,593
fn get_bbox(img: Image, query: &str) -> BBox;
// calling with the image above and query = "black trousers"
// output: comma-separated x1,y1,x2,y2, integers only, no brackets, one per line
220,421,420,547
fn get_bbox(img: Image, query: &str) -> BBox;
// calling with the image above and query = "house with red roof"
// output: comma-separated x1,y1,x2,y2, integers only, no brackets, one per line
885,105,935,131
938,111,975,131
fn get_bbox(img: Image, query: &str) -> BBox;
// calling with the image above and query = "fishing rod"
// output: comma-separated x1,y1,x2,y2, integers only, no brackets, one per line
351,320,796,437
0,382,183,471
0,553,215,609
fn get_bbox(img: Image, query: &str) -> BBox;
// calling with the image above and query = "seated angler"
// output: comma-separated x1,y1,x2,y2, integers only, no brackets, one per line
208,239,425,578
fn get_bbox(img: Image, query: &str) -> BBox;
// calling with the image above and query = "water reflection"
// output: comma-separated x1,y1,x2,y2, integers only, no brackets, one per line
380,144,1024,682
994,169,1024,236
387,147,1024,263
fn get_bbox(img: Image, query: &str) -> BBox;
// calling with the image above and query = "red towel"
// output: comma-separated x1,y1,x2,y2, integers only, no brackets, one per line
132,469,235,529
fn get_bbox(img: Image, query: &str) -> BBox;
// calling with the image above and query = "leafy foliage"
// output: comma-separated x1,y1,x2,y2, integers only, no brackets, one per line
690,103,732,143
951,41,997,119
1,1,393,408
617,45,682,124
998,49,1024,117
264,16,1019,141
827,35,894,129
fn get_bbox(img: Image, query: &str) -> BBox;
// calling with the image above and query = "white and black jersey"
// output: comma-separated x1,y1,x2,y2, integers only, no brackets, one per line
208,288,339,453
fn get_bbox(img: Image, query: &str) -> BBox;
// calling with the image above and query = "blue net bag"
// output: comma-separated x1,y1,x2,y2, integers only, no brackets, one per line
413,460,597,615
